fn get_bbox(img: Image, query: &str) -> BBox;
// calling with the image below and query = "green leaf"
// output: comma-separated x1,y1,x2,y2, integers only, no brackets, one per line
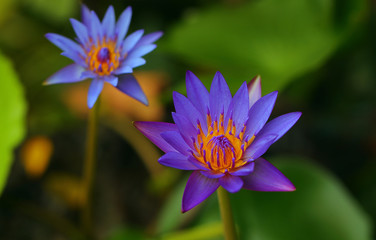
164,0,367,93
155,174,195,235
0,52,27,195
197,156,372,240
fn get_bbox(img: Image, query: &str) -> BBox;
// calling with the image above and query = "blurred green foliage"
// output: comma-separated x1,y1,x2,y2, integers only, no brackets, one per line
0,52,26,195
164,0,367,94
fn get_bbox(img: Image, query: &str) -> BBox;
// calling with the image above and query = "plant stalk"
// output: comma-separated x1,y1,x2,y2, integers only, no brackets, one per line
217,187,237,240
81,98,100,236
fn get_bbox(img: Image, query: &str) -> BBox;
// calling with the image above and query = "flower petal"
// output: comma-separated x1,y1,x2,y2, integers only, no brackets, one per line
173,91,207,134
45,33,85,56
160,131,191,155
182,171,219,213
87,78,104,108
115,6,132,47
70,18,89,45
219,175,243,193
134,121,178,153
102,5,115,37
242,158,295,191
113,64,133,75
225,81,249,134
80,70,96,80
116,73,148,105
247,75,262,108
186,70,209,116
245,91,278,137
188,156,210,171
256,112,302,143
121,57,146,68
121,29,144,54
200,171,225,179
209,71,232,120
135,31,163,48
230,162,255,176
44,64,85,85
60,51,86,67
128,44,157,58
243,134,277,160
81,4,91,26
158,152,197,170
172,112,197,149
88,10,103,41
104,75,118,87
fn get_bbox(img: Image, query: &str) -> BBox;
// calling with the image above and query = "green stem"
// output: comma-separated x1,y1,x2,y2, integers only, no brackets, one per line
81,98,100,236
217,187,237,240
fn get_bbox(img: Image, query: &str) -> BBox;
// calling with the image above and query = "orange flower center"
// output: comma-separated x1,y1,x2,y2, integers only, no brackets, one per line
193,113,255,173
86,39,121,76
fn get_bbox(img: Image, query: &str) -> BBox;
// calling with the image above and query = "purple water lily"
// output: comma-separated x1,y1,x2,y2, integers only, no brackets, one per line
45,5,162,108
135,71,301,212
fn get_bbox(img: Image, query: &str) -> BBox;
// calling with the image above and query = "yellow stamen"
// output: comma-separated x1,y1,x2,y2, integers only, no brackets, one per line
85,38,121,76
193,114,255,173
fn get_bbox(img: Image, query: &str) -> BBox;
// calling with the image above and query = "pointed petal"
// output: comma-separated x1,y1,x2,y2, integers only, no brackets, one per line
134,121,178,153
88,10,103,41
242,158,295,191
243,134,277,160
225,82,249,134
245,91,278,137
113,64,133,75
186,70,209,116
188,156,210,171
121,29,144,54
209,72,232,120
60,51,86,67
128,44,157,58
173,91,207,134
256,112,302,143
230,162,255,176
158,152,198,170
45,33,85,56
80,70,96,80
182,171,219,213
102,5,115,37
70,18,89,45
121,57,146,68
160,131,190,155
116,6,132,47
247,75,262,108
172,112,197,149
135,31,163,48
81,4,91,26
87,78,104,108
44,64,85,85
219,175,243,193
104,75,118,87
116,73,148,105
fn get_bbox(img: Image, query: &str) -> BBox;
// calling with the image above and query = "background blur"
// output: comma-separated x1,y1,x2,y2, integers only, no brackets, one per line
0,0,375,239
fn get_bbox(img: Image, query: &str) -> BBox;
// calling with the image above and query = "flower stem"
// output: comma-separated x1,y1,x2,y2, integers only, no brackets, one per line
81,98,100,235
217,187,237,240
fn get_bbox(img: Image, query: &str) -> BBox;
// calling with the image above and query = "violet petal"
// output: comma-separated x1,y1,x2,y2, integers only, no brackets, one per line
242,158,295,191
182,171,219,212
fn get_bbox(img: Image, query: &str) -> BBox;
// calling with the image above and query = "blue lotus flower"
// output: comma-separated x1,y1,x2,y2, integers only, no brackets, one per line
45,5,162,108
135,71,301,212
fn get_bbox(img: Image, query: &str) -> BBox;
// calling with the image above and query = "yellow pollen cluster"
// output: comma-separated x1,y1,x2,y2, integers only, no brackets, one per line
85,39,121,76
193,114,255,173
